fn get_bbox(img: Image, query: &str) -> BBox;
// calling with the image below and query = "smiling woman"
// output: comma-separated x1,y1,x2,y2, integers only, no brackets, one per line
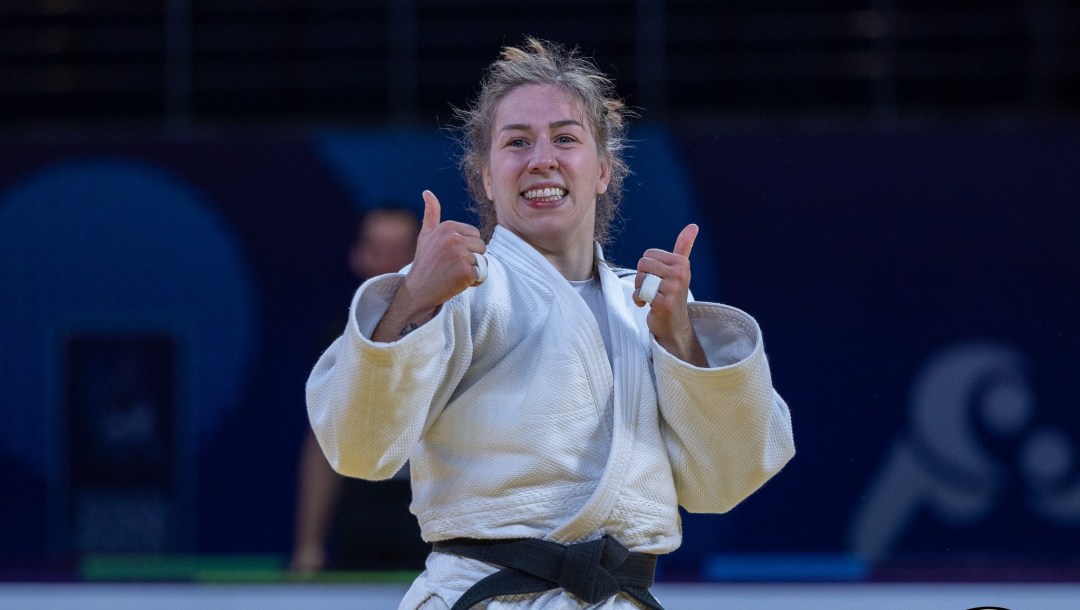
303,37,795,610
455,38,631,254
481,83,611,278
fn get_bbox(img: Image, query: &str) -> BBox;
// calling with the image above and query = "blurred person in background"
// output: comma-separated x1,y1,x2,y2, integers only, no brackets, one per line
306,38,794,608
291,206,428,573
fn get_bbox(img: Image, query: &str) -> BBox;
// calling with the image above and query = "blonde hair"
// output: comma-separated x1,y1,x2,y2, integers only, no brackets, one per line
454,37,632,248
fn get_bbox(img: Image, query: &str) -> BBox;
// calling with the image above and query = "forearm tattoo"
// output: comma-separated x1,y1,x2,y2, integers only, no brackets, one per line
398,322,420,338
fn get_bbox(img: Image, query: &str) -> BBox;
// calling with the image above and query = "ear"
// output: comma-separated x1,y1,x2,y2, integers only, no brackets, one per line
595,158,611,195
482,165,494,201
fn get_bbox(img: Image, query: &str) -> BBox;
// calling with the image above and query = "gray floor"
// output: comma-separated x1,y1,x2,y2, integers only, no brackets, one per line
2,583,1077,610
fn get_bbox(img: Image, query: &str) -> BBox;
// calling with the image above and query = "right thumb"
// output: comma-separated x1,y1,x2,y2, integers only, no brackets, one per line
421,190,441,231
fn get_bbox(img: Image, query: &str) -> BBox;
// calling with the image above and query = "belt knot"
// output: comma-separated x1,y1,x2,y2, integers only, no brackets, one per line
557,535,631,603
432,535,662,610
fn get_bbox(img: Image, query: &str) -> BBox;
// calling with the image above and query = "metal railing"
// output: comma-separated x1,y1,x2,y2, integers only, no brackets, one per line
1,0,1077,129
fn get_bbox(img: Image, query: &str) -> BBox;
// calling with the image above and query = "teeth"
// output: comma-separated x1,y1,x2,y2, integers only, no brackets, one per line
523,187,566,200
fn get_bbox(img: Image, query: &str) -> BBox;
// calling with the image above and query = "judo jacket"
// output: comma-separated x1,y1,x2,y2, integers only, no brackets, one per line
306,225,795,555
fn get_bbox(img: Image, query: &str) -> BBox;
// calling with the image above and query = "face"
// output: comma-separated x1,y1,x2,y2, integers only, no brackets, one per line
348,213,418,279
483,83,611,256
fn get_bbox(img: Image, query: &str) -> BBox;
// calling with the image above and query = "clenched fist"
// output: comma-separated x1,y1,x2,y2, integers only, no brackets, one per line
372,190,486,342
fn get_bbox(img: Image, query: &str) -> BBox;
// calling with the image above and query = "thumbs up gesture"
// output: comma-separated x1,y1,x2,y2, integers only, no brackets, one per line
635,224,707,366
406,190,487,304
371,190,486,342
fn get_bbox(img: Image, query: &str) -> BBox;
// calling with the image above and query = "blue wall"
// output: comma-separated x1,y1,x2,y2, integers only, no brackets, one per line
1,126,1077,576
675,126,1080,566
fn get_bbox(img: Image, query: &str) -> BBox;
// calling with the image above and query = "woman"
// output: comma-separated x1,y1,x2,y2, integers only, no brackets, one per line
306,38,795,609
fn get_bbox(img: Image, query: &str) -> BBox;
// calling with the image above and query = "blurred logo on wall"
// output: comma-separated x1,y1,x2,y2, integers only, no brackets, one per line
850,341,1080,561
66,335,176,553
0,160,258,554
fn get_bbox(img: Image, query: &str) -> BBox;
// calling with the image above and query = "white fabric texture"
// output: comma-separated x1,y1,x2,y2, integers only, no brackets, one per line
570,275,612,363
306,225,795,609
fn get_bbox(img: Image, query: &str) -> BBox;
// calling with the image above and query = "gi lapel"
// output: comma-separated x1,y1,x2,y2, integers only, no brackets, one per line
548,247,648,543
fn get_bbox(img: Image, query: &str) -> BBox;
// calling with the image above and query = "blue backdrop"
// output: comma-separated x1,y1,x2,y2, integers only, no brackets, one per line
1,125,1077,578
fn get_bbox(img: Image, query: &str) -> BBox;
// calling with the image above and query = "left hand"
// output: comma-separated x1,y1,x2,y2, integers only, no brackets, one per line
635,223,707,365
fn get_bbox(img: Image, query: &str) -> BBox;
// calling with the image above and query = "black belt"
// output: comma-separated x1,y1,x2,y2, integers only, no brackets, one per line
433,535,663,610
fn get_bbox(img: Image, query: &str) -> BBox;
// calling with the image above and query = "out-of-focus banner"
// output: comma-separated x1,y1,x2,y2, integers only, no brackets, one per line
0,126,1077,579
675,127,1080,578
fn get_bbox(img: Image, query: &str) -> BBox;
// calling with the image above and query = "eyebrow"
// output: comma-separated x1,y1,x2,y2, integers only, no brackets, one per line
499,119,584,132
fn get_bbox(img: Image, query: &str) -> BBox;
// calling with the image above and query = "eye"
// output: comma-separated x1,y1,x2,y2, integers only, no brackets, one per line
506,137,529,148
554,134,578,145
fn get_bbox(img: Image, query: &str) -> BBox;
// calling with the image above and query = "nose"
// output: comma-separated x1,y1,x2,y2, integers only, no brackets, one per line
528,139,558,172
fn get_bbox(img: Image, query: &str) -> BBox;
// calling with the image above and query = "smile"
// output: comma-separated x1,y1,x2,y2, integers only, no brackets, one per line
522,187,567,203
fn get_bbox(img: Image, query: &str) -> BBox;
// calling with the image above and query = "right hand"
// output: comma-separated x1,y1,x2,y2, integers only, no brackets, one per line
401,190,487,312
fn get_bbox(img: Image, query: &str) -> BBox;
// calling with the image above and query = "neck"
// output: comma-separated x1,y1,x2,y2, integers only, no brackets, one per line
500,225,597,281
549,252,596,280
529,237,595,281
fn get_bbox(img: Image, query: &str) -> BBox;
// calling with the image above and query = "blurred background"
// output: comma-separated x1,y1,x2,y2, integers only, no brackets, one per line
2,0,1079,607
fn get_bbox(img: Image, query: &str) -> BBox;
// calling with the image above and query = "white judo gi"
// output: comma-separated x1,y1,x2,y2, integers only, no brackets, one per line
306,226,795,609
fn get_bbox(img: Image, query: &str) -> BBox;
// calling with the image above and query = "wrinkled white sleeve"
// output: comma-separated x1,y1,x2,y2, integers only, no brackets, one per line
653,302,795,513
305,273,470,480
